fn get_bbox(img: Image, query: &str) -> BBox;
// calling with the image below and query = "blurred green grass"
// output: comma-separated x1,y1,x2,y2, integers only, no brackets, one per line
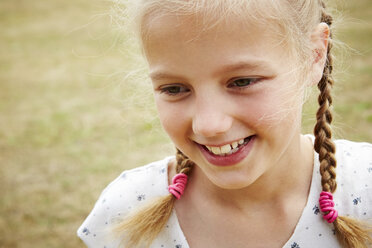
0,0,371,247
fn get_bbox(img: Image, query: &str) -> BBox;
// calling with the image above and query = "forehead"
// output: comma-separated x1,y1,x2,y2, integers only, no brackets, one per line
143,12,280,48
143,14,292,76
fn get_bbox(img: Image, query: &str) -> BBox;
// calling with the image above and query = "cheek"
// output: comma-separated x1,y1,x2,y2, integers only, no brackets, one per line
155,99,190,141
235,84,303,129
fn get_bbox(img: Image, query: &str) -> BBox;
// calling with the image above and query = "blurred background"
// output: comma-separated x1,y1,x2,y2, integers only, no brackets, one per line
0,0,371,247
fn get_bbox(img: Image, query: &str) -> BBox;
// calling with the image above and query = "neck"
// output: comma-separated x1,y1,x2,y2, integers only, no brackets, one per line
188,134,314,211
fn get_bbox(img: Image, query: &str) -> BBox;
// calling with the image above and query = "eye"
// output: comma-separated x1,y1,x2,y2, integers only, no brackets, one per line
228,78,260,88
159,84,190,96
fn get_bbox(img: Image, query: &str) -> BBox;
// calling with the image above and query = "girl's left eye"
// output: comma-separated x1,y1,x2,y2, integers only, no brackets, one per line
228,78,260,88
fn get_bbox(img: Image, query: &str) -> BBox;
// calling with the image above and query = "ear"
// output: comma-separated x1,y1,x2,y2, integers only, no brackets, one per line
309,22,330,86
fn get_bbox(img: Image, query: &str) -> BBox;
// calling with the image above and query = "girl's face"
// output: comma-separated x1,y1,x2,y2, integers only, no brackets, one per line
145,15,307,189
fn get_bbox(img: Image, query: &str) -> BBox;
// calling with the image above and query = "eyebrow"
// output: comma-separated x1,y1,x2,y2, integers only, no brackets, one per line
214,60,273,76
149,71,187,82
149,60,273,82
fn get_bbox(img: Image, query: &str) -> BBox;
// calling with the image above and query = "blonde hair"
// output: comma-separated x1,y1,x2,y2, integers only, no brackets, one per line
113,0,372,247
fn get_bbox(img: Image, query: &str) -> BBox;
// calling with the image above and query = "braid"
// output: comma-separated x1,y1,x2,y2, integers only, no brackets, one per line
314,2,372,247
176,148,195,175
115,149,194,248
314,4,337,194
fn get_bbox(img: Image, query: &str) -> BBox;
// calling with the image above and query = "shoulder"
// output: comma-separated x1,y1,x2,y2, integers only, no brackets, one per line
333,139,372,220
334,139,372,180
334,138,372,160
77,156,174,247
99,156,173,204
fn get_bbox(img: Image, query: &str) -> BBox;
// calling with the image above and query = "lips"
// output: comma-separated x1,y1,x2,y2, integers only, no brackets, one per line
197,135,256,166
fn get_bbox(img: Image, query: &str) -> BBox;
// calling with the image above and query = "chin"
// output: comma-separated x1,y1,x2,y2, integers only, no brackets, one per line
210,175,256,190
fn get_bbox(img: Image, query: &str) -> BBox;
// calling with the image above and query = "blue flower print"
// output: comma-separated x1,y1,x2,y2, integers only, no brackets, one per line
291,242,300,248
82,227,90,235
353,197,361,205
137,194,146,201
313,205,320,215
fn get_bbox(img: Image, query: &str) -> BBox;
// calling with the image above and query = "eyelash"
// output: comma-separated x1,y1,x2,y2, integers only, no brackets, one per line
158,77,261,96
159,84,190,96
227,78,261,89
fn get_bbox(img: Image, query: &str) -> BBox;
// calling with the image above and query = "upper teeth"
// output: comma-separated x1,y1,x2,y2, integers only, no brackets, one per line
206,138,246,156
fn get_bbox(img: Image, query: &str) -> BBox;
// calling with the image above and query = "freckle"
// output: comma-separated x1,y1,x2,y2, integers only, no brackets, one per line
319,234,322,237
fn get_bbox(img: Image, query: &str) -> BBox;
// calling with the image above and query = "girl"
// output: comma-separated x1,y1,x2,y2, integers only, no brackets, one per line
78,0,372,247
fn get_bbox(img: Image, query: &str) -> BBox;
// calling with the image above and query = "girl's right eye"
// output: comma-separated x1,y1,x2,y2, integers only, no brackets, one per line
159,85,190,96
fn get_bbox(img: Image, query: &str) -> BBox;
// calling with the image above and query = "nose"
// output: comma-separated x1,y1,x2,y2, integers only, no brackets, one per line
192,95,233,137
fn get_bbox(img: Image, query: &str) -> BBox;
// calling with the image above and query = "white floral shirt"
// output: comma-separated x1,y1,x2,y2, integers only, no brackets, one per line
77,137,372,248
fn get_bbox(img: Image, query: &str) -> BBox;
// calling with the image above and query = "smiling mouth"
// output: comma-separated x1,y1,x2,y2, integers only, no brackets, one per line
201,136,254,156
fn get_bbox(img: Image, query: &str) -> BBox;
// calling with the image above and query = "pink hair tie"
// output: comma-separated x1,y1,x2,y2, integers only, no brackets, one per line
319,191,338,223
168,173,188,200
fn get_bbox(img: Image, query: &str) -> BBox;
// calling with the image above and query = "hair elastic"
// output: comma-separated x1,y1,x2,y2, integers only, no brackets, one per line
168,173,188,200
319,191,338,223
